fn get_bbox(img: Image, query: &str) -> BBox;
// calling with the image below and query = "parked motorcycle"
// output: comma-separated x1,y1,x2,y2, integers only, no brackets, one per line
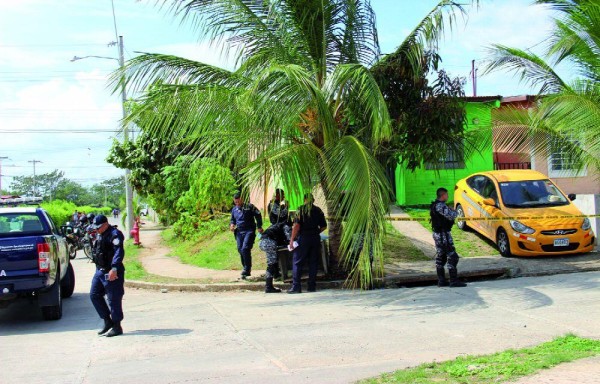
62,222,96,260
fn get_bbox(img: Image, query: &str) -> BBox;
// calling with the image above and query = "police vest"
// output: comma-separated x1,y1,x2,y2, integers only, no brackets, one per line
92,226,124,269
430,201,454,233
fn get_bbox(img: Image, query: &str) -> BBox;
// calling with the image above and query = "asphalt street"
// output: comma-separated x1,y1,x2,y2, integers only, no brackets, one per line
1,255,599,384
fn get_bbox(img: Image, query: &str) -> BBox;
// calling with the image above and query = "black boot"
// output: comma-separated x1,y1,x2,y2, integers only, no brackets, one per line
98,318,113,335
449,269,467,288
265,277,281,293
105,322,123,337
436,267,449,287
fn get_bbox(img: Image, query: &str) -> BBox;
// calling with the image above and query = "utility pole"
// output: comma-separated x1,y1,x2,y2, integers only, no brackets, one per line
117,35,135,236
471,59,478,97
0,156,8,194
28,159,42,196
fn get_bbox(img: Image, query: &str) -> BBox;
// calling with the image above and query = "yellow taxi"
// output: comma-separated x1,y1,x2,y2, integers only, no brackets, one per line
453,170,595,257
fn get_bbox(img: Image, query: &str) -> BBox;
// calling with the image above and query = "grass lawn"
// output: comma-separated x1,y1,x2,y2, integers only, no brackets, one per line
383,223,430,263
162,227,267,272
123,239,217,284
403,207,499,258
162,222,428,271
360,335,600,384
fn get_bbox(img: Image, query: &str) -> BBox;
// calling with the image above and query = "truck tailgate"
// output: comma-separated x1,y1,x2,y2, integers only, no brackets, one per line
0,237,42,277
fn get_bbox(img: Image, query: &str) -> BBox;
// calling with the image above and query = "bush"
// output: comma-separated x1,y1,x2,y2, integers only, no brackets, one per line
41,200,112,227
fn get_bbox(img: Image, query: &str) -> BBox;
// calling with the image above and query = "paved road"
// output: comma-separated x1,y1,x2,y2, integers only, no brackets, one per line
1,256,599,384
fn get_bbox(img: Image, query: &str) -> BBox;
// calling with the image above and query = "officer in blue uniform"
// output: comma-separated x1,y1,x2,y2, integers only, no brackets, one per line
89,214,126,337
288,193,327,294
230,192,263,279
430,188,467,288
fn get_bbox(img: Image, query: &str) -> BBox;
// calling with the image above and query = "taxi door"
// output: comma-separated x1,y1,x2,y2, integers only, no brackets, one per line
459,175,484,231
478,177,504,240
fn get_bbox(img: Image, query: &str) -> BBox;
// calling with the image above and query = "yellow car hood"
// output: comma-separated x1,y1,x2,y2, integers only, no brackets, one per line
503,204,585,228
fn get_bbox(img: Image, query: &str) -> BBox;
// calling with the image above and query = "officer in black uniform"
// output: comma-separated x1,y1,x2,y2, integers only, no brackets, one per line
89,214,126,337
230,192,263,279
268,189,290,225
288,193,327,294
430,188,467,288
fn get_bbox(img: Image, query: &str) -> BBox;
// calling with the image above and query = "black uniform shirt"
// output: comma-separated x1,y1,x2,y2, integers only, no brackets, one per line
294,204,327,236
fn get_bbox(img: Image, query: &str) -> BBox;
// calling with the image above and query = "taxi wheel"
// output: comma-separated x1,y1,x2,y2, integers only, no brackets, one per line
497,228,512,257
456,204,469,231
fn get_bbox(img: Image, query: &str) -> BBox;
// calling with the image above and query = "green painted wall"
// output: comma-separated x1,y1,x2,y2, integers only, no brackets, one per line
395,100,500,206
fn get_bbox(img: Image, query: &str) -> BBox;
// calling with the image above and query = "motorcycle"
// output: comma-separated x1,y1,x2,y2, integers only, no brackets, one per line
62,222,96,260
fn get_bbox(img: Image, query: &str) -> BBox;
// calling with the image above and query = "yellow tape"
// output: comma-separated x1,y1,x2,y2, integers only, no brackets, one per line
383,214,600,222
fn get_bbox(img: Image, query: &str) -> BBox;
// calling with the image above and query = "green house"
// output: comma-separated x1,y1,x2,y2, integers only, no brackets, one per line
395,97,501,206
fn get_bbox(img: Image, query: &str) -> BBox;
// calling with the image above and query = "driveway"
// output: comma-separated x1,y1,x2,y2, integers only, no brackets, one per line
1,255,599,384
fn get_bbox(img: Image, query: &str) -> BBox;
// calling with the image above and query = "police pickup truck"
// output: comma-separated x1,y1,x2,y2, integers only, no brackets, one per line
0,207,75,320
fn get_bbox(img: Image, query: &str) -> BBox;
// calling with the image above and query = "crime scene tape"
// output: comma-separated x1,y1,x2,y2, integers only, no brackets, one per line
384,214,600,222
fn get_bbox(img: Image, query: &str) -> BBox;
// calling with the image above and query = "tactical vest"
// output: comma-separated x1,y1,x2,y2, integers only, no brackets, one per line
92,226,123,269
430,201,454,233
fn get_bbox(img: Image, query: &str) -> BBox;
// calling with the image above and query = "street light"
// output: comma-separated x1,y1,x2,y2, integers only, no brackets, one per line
71,35,134,237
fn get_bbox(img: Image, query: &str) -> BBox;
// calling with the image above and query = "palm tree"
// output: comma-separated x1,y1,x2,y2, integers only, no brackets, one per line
114,0,477,288
485,0,600,173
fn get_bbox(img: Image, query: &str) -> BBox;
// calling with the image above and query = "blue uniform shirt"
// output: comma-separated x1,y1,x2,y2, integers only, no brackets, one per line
230,203,263,232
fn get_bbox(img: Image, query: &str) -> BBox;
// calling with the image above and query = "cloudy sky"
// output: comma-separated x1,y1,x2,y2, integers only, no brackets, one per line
0,0,561,191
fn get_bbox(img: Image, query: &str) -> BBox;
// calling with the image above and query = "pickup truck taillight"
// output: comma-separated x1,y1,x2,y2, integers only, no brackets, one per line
38,243,51,272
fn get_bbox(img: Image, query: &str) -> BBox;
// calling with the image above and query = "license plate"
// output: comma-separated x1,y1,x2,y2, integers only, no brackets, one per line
554,238,569,247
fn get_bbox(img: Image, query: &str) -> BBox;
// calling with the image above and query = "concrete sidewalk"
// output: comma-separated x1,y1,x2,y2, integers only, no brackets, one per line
389,205,436,258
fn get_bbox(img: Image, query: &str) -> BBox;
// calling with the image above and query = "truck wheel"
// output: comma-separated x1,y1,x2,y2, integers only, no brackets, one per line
41,281,62,321
61,262,75,298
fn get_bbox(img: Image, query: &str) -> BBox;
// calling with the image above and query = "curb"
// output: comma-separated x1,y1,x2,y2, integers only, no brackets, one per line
125,268,510,292
125,279,346,293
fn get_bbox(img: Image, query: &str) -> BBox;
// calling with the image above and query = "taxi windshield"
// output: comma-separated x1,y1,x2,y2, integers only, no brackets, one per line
499,179,569,208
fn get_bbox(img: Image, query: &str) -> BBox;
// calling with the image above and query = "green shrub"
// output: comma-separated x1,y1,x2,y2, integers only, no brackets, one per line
41,200,112,226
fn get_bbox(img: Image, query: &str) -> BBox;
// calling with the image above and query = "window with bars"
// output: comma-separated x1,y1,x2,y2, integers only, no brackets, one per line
548,137,586,177
425,146,465,170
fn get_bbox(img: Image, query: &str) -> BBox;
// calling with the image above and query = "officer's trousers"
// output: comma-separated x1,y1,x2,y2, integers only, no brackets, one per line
90,266,125,323
259,238,279,279
433,231,459,270
291,234,321,291
236,230,255,274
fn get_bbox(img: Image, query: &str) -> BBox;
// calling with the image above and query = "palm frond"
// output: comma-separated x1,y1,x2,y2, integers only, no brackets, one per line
111,53,242,94
483,45,569,94
326,135,392,288
326,63,391,145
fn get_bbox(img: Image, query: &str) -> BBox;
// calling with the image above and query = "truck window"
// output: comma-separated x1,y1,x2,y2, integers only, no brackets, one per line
0,213,47,237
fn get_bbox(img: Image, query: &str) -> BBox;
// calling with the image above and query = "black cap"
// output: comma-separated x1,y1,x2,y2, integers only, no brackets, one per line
91,214,108,228
233,192,241,199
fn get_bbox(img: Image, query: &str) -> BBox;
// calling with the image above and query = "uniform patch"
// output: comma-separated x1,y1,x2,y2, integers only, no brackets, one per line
112,238,121,246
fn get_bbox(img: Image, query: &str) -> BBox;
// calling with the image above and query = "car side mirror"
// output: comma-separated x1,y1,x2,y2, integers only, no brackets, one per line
568,193,576,201
482,198,496,207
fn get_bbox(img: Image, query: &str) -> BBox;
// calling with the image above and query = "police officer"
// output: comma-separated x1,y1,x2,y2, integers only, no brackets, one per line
430,188,467,288
268,189,290,225
288,193,327,294
230,192,263,279
89,214,126,337
258,222,291,293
